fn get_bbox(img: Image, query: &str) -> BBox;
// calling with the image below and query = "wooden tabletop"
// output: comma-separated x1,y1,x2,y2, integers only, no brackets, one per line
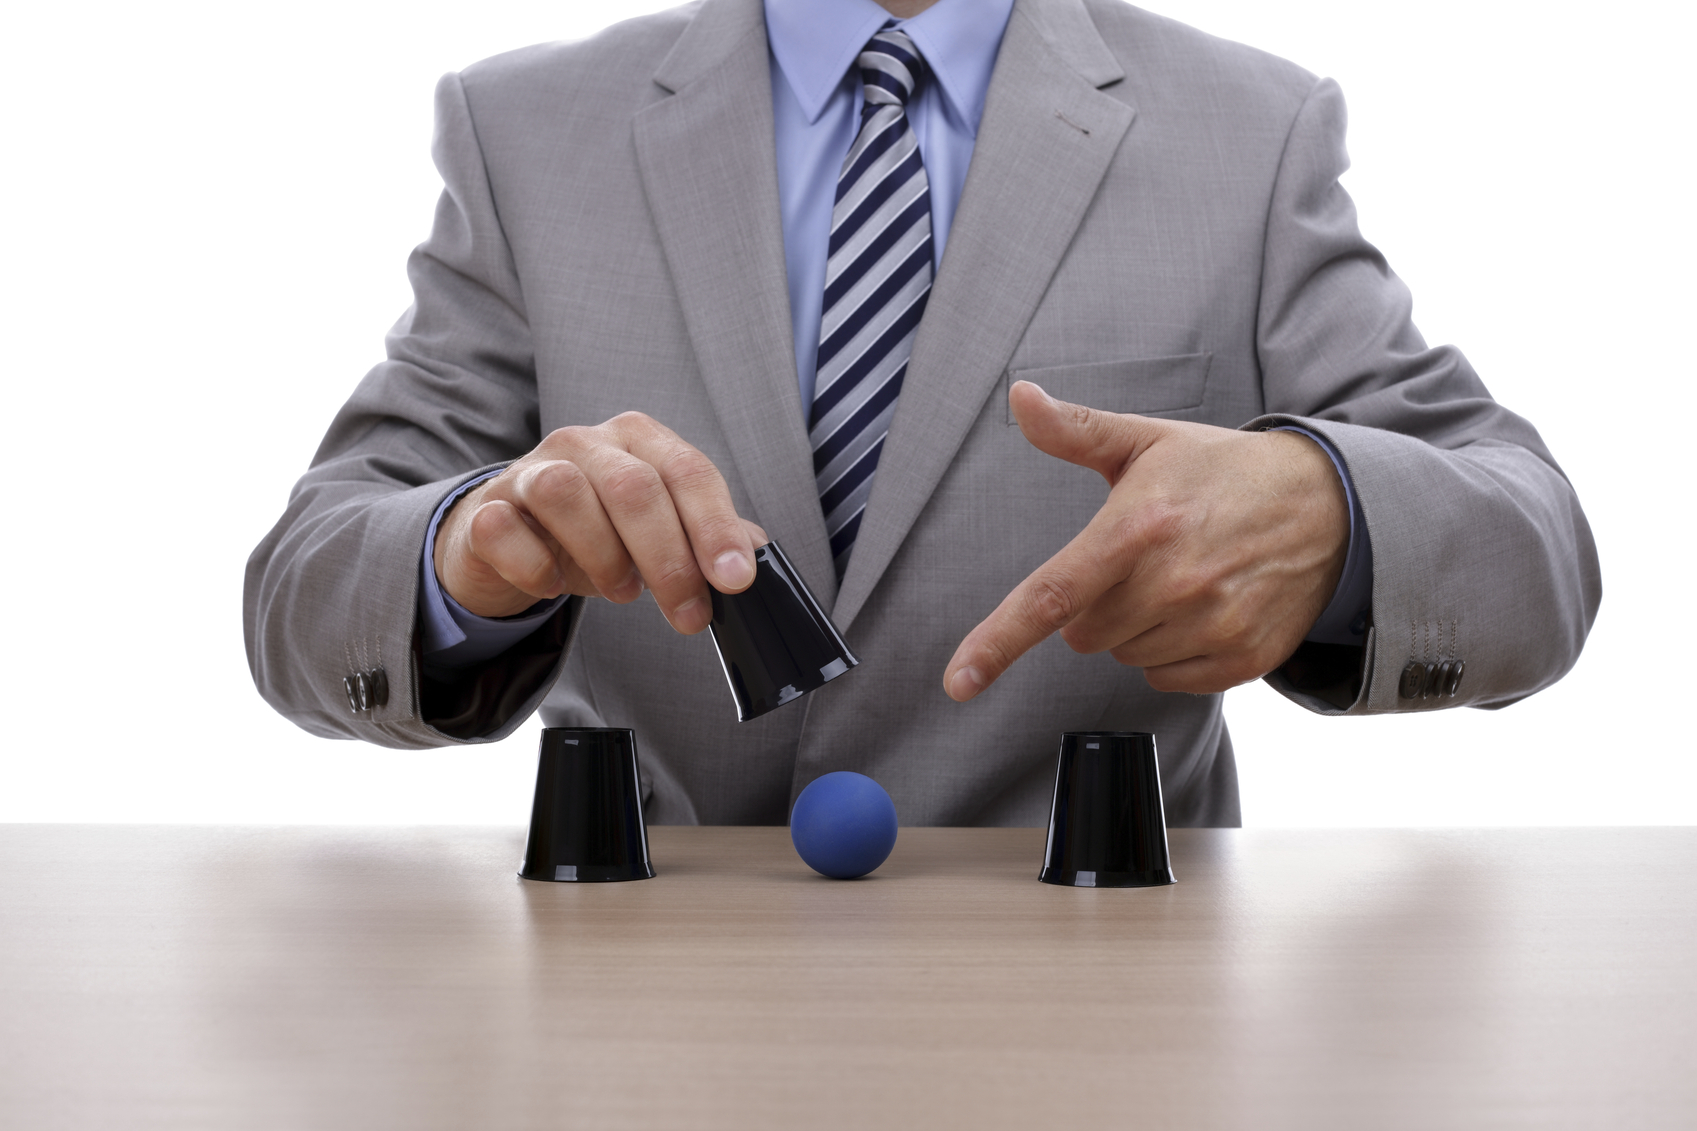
1,824,1693,1130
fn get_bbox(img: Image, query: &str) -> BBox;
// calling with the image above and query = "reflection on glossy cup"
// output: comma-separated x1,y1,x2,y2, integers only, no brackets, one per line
707,541,858,722
519,727,654,882
1039,731,1176,888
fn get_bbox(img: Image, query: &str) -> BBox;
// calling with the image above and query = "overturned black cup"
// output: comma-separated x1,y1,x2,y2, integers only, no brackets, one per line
519,727,654,882
1039,731,1175,888
707,541,858,722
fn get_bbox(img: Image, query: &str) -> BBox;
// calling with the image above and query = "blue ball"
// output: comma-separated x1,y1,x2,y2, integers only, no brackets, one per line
789,772,899,879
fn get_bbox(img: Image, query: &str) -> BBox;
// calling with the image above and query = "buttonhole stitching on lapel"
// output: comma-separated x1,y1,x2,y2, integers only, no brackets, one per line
1053,109,1090,136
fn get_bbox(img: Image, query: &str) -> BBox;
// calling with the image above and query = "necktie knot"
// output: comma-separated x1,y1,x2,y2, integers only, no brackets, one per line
858,26,926,111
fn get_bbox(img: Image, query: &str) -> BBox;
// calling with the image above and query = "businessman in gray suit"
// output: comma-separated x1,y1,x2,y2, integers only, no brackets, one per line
245,0,1600,827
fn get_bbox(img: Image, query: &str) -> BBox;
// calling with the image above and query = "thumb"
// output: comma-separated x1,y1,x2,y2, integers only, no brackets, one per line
1008,380,1164,482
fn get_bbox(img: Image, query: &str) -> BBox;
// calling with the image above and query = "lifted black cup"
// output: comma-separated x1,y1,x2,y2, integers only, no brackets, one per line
707,541,858,722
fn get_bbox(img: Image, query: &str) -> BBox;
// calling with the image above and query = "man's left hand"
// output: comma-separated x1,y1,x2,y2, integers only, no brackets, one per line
943,381,1350,701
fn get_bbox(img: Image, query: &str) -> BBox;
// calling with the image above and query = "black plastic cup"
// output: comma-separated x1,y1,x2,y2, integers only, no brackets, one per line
1039,731,1176,888
707,541,859,722
518,727,655,882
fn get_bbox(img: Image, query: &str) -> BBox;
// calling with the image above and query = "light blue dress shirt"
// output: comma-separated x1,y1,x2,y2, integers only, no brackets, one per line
420,0,1371,666
767,0,1012,406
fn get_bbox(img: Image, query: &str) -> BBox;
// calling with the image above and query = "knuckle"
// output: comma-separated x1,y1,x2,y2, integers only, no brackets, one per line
1131,500,1187,546
512,556,558,593
976,635,1023,675
1232,654,1271,685
530,460,589,501
542,425,593,452
1027,574,1083,629
645,553,700,596
1159,564,1215,609
1210,604,1256,648
465,500,517,549
1144,666,1186,693
608,410,660,437
1210,665,1255,693
659,445,723,494
1148,660,1246,696
598,461,665,509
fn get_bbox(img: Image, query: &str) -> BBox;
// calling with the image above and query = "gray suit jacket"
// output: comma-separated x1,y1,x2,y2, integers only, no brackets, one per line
244,0,1600,827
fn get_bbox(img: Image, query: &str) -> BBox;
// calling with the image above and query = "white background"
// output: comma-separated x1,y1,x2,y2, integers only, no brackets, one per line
2,0,1690,826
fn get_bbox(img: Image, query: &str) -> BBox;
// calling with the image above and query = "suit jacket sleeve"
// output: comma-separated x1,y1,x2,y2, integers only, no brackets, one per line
243,71,579,748
1250,78,1601,714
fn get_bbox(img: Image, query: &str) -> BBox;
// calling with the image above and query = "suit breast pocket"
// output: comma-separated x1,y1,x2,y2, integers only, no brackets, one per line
1004,353,1212,424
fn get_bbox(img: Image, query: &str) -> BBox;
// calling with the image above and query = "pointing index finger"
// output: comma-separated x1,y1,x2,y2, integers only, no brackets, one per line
943,524,1134,702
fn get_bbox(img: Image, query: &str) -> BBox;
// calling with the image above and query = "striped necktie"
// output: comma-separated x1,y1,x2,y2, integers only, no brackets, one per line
809,25,934,582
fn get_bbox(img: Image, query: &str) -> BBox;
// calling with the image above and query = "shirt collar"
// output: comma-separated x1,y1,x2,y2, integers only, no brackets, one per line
765,0,1015,134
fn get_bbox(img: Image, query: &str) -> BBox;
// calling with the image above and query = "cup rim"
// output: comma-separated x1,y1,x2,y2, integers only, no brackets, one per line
541,726,633,735
1062,730,1154,739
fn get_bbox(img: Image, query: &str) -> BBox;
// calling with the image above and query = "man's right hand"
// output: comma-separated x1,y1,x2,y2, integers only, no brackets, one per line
432,412,766,634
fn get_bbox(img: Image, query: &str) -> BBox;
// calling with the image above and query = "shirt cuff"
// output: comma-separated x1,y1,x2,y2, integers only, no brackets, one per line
1271,426,1374,646
418,470,570,668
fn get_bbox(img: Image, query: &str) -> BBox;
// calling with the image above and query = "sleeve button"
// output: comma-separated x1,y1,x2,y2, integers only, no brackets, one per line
368,668,389,708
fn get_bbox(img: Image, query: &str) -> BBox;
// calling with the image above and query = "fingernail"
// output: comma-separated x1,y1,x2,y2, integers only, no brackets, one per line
672,596,706,625
949,666,985,701
714,550,755,589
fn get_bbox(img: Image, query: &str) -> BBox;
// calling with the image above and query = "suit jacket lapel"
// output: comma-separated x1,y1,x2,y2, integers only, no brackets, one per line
633,0,838,602
830,0,1135,629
